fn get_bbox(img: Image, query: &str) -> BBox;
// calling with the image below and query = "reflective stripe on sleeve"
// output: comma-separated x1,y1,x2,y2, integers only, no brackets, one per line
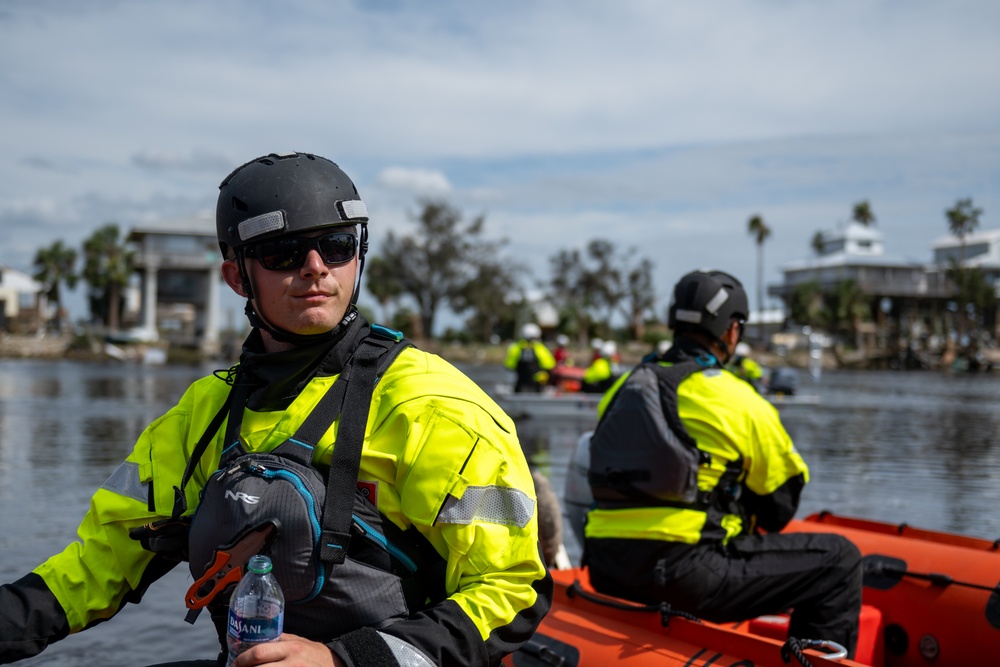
100,460,148,503
437,485,535,528
377,632,437,667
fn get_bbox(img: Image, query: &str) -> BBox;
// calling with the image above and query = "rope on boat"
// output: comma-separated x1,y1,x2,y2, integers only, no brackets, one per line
781,638,815,667
566,580,703,627
780,637,849,666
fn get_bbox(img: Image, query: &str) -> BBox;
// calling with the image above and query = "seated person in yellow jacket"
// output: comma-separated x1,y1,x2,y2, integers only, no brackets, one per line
0,152,552,667
585,269,862,658
581,340,620,394
730,341,765,393
504,323,556,393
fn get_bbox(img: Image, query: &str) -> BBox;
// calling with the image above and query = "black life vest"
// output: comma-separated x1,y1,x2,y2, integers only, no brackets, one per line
588,352,743,512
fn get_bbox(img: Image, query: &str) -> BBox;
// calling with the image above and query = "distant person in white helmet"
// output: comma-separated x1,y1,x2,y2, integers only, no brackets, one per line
504,322,556,393
552,333,573,367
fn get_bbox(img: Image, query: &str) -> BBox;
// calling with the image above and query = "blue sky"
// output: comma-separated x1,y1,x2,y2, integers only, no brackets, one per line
2,0,999,329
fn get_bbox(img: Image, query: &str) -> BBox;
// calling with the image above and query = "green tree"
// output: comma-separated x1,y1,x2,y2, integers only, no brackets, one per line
33,239,78,332
789,280,824,328
811,231,825,256
851,200,876,227
82,224,134,331
363,255,404,325
946,197,983,264
946,261,994,324
549,248,599,344
945,198,985,341
747,214,771,340
621,256,656,341
828,280,870,349
374,200,512,339
547,239,656,343
582,239,621,331
451,259,523,342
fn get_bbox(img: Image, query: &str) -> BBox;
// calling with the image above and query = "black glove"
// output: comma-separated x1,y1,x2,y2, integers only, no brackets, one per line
129,516,192,561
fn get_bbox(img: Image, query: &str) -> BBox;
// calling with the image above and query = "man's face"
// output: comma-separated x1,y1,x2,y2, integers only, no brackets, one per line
222,228,359,336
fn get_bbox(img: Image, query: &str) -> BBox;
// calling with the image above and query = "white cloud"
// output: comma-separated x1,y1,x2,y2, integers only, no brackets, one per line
375,167,453,197
0,0,998,326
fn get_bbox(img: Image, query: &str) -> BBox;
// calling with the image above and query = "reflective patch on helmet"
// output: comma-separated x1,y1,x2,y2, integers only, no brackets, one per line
705,288,729,315
238,211,286,241
674,308,703,324
101,461,148,503
377,633,436,667
437,485,535,528
339,199,368,220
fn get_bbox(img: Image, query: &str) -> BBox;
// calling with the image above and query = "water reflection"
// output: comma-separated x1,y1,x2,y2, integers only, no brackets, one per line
30,376,63,399
3,359,1000,665
81,416,140,467
505,368,1000,547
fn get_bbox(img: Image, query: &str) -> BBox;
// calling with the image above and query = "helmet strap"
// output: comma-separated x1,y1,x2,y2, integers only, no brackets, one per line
244,300,358,346
350,224,369,307
234,249,255,301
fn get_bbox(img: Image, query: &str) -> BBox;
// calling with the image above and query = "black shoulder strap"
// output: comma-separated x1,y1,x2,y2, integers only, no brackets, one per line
318,333,409,565
649,360,704,453
593,358,709,466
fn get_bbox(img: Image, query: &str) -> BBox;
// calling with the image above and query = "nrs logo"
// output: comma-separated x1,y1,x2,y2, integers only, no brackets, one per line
225,490,259,505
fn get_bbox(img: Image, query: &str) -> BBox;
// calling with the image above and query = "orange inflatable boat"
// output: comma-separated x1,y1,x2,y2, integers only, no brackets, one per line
504,512,1000,666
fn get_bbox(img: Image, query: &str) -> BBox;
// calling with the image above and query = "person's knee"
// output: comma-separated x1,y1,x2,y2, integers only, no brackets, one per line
828,535,864,606
814,533,862,574
836,536,863,578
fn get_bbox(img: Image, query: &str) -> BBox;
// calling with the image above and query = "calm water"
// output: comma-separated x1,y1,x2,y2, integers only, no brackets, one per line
2,358,999,665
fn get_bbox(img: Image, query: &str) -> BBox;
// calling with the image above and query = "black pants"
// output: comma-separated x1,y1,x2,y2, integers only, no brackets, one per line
586,531,863,657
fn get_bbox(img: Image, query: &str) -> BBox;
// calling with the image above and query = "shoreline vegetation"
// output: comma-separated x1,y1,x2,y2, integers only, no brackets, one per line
1,331,994,373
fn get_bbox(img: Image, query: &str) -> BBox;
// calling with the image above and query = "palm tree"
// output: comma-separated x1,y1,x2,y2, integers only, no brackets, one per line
830,280,870,350
811,231,825,256
82,224,134,332
945,197,984,343
809,231,825,298
946,197,983,264
747,214,771,340
851,200,876,227
33,240,78,332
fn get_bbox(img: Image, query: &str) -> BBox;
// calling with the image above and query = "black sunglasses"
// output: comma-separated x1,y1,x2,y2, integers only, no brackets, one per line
244,232,358,271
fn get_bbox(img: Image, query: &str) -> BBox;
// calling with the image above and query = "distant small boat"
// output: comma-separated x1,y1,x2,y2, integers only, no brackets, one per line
492,385,603,421
766,392,820,406
492,384,817,421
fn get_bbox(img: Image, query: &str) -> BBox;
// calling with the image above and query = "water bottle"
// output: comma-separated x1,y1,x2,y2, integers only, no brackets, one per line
225,554,284,666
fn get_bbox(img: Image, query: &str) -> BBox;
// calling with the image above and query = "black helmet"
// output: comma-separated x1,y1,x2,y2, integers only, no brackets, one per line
217,152,371,345
216,151,368,257
667,270,749,341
